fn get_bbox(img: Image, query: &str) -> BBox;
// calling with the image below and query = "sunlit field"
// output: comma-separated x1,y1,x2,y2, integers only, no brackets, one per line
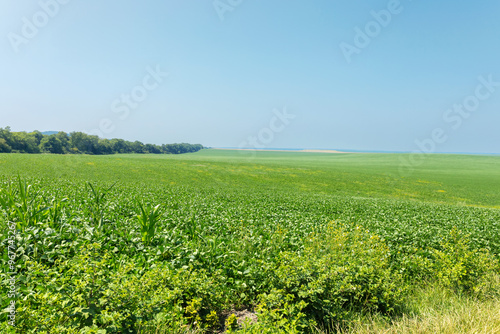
1,150,499,333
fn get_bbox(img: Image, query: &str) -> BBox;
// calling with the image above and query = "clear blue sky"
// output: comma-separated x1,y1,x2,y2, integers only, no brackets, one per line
1,0,499,153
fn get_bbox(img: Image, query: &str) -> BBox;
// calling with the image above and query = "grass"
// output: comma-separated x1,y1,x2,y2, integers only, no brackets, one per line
0,149,499,333
344,283,500,334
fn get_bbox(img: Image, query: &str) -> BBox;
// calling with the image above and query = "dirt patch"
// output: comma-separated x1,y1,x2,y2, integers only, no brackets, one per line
219,308,258,332
233,309,258,326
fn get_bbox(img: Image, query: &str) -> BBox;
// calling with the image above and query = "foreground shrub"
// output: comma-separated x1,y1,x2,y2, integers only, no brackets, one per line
14,243,227,333
234,290,313,334
269,224,405,327
433,227,500,297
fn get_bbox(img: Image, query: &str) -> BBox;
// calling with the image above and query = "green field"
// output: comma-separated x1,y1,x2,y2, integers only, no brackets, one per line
1,150,499,333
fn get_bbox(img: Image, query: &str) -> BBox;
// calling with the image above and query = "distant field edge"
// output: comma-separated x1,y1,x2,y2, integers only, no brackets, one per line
211,147,350,154
210,147,500,156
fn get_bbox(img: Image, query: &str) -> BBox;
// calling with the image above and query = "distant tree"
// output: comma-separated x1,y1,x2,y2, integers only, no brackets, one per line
131,141,145,154
40,135,64,154
56,132,71,153
144,143,161,154
0,127,14,152
110,138,130,153
97,138,114,155
1,126,204,155
0,127,12,142
87,135,100,154
69,132,86,153
29,131,44,146
163,143,180,154
0,138,11,153
70,132,99,154
25,133,41,153
10,132,27,152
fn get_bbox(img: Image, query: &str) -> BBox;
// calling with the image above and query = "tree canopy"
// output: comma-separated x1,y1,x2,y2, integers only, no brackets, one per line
0,127,204,155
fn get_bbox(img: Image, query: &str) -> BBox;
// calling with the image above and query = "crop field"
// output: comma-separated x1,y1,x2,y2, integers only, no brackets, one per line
1,150,500,333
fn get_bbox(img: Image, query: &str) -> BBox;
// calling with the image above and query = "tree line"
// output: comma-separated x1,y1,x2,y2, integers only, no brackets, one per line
0,127,204,155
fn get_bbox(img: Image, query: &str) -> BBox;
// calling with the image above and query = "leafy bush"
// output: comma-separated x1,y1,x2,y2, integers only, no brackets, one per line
14,243,228,333
433,227,500,297
234,290,313,334
270,224,405,325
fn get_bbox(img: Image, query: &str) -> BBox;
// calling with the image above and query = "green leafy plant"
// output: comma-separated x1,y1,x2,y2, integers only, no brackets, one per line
0,178,49,231
433,227,500,297
135,200,162,246
86,182,115,230
225,313,239,332
271,224,406,325
44,196,70,229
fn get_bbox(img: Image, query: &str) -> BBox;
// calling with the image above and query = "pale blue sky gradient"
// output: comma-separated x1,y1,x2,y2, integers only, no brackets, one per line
1,1,499,153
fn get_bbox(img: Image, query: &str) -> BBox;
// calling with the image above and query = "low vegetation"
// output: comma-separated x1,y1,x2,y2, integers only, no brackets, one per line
0,150,499,333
